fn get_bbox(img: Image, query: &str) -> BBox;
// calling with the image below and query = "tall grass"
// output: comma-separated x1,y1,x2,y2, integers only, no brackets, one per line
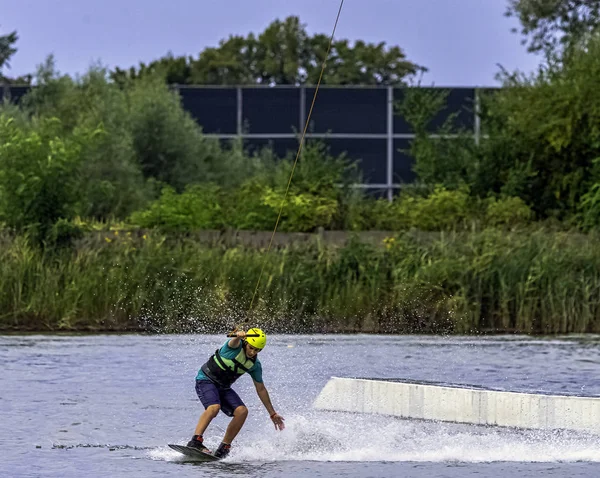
1,227,600,334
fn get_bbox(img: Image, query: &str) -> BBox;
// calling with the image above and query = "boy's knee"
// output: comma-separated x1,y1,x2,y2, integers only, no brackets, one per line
234,405,248,418
206,404,221,417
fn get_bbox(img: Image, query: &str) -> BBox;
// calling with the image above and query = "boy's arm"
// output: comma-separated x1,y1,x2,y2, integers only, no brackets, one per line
254,380,285,431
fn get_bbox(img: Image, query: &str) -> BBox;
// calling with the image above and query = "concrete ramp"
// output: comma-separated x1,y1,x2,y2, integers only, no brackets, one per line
313,377,600,434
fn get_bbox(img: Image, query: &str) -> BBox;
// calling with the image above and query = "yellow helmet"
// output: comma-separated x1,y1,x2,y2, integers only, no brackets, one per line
245,328,267,350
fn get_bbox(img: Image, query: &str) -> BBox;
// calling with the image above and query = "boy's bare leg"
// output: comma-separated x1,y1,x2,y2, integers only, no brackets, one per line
222,406,249,444
194,404,220,436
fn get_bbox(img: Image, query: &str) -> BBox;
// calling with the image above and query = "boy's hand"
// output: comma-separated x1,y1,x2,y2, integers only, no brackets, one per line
235,330,246,339
270,412,285,431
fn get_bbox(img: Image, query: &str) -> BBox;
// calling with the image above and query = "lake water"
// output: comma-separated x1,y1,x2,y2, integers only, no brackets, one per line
2,333,600,477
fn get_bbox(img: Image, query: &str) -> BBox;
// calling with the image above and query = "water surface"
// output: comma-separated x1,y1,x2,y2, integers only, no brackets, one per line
2,333,600,477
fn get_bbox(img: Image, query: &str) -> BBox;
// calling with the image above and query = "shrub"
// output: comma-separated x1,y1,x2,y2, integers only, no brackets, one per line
406,185,471,231
129,184,224,232
20,60,154,219
0,115,101,243
485,196,534,228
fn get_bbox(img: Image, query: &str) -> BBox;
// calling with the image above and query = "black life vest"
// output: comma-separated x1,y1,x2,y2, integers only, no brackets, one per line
200,345,256,389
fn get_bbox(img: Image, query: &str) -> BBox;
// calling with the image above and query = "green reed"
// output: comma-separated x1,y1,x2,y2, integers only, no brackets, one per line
1,227,600,334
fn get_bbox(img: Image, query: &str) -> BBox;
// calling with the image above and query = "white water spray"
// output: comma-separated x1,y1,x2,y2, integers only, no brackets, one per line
151,409,600,463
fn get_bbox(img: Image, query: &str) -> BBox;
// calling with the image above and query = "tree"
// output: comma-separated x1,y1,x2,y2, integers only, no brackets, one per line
126,75,216,190
0,29,32,84
506,0,600,55
111,52,194,88
20,58,156,219
473,30,600,220
0,29,17,72
0,114,102,242
110,16,425,86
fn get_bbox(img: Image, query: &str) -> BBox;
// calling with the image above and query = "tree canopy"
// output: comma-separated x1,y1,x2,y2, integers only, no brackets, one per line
506,0,600,55
0,29,18,74
111,16,425,86
0,29,33,84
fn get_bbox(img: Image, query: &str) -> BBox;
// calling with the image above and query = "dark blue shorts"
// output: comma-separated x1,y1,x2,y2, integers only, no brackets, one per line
195,379,245,417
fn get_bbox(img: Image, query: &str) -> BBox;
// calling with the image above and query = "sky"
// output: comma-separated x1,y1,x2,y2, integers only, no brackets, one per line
2,0,542,87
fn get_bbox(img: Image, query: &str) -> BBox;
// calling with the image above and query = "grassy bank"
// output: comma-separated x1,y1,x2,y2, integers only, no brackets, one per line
1,226,600,335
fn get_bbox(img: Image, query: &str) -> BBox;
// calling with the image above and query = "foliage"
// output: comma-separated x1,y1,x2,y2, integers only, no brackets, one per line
579,183,600,230
21,59,155,218
110,16,425,86
577,157,600,229
262,187,338,232
0,115,101,243
274,140,361,231
392,28,600,225
128,140,360,233
475,31,600,220
18,60,250,217
406,186,472,231
396,86,478,191
47,218,87,249
129,184,224,232
205,137,279,190
506,0,600,56
7,14,600,241
125,75,216,190
2,226,600,335
485,195,534,228
223,178,280,230
0,29,18,74
343,197,405,231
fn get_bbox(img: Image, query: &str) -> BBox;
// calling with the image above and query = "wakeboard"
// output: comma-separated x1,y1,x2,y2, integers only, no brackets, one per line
168,444,221,462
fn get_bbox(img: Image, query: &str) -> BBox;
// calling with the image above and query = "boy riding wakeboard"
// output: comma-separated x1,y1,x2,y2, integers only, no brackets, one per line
186,328,285,459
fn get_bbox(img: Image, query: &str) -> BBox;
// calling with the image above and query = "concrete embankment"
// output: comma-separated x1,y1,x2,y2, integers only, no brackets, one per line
313,377,600,434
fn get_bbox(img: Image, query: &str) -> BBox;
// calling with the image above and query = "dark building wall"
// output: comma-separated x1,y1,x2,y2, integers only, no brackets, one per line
177,85,479,195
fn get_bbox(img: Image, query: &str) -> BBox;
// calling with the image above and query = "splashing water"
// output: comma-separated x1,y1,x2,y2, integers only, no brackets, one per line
147,409,600,464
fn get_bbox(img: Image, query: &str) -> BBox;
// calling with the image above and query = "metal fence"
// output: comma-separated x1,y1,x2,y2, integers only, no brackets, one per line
2,84,489,199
